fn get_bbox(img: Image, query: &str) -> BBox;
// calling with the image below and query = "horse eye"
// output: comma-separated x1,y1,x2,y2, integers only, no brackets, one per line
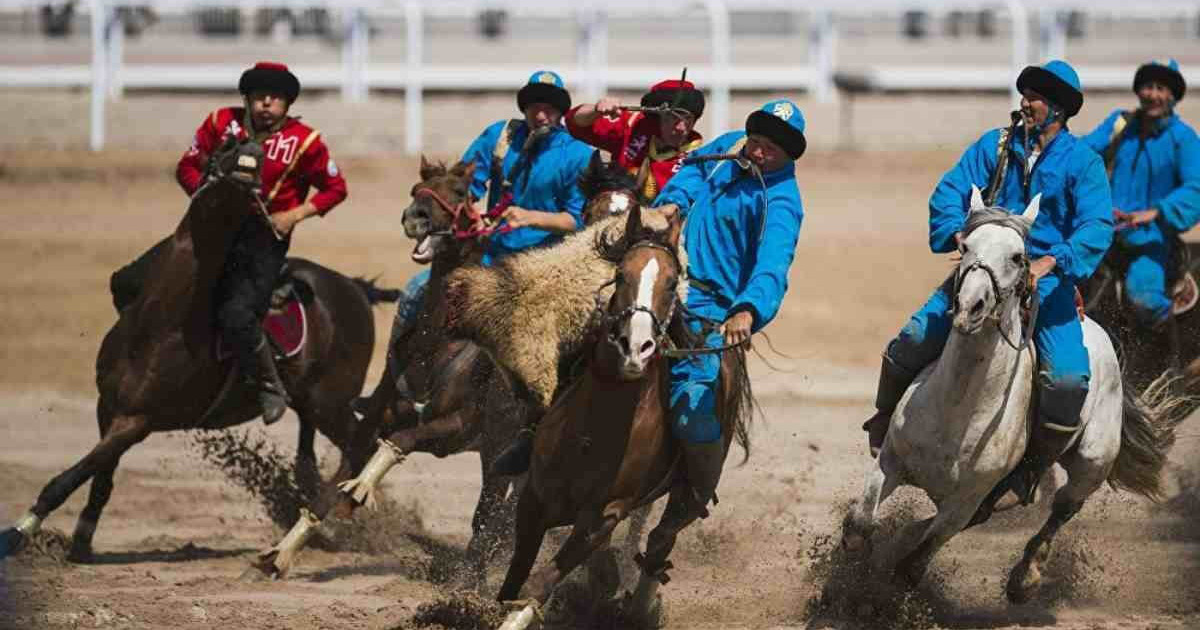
1010,253,1023,265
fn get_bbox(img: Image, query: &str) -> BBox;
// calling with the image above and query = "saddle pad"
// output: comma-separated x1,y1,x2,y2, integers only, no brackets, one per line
216,297,307,361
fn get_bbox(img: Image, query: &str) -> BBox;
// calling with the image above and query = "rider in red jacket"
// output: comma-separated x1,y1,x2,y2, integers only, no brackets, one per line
111,62,348,424
566,78,705,202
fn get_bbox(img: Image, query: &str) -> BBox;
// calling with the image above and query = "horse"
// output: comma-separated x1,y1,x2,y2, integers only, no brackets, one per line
0,138,390,563
578,150,641,225
840,187,1180,604
1082,237,1200,402
494,203,754,630
248,157,529,582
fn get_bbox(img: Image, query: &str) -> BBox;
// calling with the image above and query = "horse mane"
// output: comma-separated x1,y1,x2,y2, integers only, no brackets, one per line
594,220,677,266
963,206,1032,240
578,156,637,201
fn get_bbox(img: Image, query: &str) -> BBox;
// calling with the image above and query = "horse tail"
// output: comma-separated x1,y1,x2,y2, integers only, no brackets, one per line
1108,371,1192,500
351,275,403,306
722,345,756,465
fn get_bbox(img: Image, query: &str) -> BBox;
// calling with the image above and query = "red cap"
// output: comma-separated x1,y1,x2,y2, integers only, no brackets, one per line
254,61,291,73
648,79,696,93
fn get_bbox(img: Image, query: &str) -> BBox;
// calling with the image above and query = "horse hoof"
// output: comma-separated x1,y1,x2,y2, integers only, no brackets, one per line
0,528,25,559
66,544,94,564
238,563,277,583
1005,563,1040,604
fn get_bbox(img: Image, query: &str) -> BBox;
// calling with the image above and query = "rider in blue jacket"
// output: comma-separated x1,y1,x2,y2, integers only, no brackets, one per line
863,61,1114,505
651,99,806,515
1081,59,1200,328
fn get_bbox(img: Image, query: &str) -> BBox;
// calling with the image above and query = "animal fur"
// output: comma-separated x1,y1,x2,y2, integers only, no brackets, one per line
445,208,684,409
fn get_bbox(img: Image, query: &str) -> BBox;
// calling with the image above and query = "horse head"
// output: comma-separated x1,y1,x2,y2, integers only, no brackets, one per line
403,156,477,264
952,185,1040,334
580,150,640,226
597,203,683,380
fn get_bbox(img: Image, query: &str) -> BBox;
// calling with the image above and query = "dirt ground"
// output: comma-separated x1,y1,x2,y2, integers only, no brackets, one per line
2,140,1200,630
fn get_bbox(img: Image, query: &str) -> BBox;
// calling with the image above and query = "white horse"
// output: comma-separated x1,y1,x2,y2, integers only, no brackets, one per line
842,187,1178,603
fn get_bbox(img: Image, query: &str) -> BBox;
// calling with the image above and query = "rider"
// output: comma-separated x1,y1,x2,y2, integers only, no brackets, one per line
1081,59,1200,329
386,70,592,379
491,99,807,520
862,60,1114,504
110,61,348,425
565,77,705,202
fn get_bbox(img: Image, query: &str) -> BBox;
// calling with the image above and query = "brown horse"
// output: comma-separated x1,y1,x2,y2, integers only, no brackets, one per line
1083,240,1200,405
578,150,641,225
495,204,753,629
0,139,386,563
249,158,529,582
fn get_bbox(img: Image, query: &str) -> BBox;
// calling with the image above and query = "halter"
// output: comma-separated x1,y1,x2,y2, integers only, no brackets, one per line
413,186,512,240
950,252,1038,351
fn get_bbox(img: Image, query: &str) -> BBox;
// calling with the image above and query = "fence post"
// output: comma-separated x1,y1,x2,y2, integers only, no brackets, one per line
809,9,835,103
405,0,423,155
1037,8,1067,62
90,0,109,151
107,7,123,99
704,0,730,137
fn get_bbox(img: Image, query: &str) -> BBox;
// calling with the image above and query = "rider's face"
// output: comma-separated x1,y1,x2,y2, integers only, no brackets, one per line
1137,80,1173,120
1019,89,1052,128
657,111,696,148
248,90,289,130
744,134,791,173
524,102,563,130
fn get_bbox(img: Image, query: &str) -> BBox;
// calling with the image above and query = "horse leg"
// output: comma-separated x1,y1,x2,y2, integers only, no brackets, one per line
893,491,985,588
623,504,651,558
1006,439,1109,603
523,511,622,605
294,415,320,504
622,485,699,629
497,487,548,602
0,414,150,559
337,410,467,510
463,455,515,592
841,446,901,558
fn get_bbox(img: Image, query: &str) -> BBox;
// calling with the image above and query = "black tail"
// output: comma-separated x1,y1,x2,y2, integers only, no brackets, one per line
1109,372,1193,500
352,276,403,306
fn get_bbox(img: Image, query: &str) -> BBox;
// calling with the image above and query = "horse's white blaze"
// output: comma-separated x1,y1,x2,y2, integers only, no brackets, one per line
627,258,660,363
609,192,631,215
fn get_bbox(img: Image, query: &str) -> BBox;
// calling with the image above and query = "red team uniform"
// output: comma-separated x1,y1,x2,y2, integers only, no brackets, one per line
177,107,347,215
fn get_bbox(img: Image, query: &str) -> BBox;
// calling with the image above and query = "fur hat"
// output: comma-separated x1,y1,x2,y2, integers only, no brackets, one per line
640,79,705,119
238,61,301,103
1134,58,1185,102
517,70,571,115
745,99,807,160
1016,60,1083,117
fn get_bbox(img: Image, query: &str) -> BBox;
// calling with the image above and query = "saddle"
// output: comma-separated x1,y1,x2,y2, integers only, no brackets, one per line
216,263,313,361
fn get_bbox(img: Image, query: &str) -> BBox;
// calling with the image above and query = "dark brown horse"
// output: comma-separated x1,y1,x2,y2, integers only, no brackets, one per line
249,158,529,582
0,139,386,563
1083,240,1200,403
495,205,753,629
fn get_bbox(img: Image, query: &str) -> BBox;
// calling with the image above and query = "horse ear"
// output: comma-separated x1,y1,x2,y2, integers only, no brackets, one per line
450,160,477,182
624,201,645,241
664,209,683,250
419,155,443,181
1022,193,1041,224
969,185,986,213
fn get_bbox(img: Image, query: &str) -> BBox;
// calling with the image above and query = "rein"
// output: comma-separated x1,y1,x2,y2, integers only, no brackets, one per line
950,255,1038,352
414,186,511,240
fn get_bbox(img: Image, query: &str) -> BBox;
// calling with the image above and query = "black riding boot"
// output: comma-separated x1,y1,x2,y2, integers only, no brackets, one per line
491,427,535,476
862,354,919,458
1006,376,1088,505
683,440,726,518
249,339,289,425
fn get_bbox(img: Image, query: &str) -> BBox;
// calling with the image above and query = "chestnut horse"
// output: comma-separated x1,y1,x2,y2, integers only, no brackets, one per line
0,139,388,562
496,204,754,629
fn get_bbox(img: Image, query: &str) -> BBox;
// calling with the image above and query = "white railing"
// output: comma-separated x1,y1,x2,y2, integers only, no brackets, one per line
1,0,1197,151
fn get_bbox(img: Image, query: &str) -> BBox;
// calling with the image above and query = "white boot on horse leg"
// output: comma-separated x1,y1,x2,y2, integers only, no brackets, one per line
245,507,320,580
337,439,405,509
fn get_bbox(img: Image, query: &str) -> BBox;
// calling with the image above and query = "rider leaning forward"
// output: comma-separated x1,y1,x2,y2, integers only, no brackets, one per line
110,61,348,425
1081,58,1200,329
863,60,1114,505
566,78,706,202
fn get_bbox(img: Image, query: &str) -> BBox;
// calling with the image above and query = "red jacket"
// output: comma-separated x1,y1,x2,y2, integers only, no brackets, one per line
566,106,703,201
176,107,347,215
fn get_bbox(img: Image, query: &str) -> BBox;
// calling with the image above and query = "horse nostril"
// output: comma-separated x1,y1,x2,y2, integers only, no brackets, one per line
618,335,631,354
639,339,656,358
970,299,985,315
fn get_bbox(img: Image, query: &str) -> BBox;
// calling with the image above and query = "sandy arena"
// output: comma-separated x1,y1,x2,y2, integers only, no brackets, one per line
2,92,1200,629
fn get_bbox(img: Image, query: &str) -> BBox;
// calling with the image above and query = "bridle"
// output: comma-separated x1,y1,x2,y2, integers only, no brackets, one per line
949,250,1038,351
413,185,512,241
591,241,680,355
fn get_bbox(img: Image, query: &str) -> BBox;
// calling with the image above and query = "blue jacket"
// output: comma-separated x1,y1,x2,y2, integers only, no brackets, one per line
1082,110,1200,248
654,131,804,331
930,126,1114,285
461,120,592,260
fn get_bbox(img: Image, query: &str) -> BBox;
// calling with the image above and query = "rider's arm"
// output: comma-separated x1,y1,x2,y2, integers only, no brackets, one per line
1079,110,1123,155
653,133,732,218
565,103,630,155
730,188,804,333
1051,149,1114,285
1155,125,1200,233
176,111,222,196
460,121,508,201
298,137,348,216
928,130,999,253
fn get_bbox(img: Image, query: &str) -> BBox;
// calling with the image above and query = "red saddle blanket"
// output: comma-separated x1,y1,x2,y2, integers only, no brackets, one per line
217,298,307,361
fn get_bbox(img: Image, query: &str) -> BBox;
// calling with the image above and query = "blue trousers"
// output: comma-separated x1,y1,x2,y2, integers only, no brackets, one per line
669,297,726,444
1123,239,1172,327
395,268,431,325
888,272,1090,429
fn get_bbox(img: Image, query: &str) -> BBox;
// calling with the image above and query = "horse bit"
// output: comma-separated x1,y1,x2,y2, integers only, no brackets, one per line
950,254,1038,351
